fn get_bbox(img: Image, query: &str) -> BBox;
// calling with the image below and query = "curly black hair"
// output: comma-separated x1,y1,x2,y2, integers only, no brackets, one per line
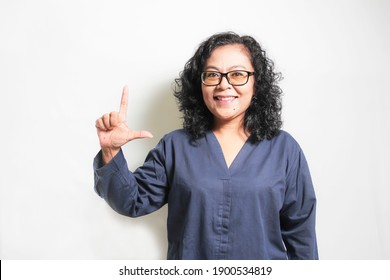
174,31,283,143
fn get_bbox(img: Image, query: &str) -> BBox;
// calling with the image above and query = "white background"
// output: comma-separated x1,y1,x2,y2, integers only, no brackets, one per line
0,0,389,259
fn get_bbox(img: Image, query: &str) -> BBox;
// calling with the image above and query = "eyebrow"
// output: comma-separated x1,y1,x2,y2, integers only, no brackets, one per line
203,65,249,71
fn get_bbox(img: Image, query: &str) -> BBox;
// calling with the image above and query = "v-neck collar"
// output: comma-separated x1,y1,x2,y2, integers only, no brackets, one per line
206,131,251,174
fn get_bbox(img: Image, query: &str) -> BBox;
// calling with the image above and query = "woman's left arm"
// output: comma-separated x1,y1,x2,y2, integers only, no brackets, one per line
280,149,319,260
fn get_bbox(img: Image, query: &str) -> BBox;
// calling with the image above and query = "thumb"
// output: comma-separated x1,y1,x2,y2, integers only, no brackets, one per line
128,129,153,141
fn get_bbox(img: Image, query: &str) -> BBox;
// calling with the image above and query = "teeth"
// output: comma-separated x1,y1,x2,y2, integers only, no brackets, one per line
215,96,236,101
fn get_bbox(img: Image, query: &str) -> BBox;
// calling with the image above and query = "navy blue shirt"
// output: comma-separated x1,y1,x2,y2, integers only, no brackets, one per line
94,130,318,259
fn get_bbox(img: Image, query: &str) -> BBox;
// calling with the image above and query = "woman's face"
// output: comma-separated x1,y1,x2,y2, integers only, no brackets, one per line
201,44,255,127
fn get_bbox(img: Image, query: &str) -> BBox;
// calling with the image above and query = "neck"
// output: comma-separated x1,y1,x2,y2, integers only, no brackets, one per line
213,118,249,139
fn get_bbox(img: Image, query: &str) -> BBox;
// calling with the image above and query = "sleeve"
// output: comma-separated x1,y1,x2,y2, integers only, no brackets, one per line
280,148,319,260
93,140,169,217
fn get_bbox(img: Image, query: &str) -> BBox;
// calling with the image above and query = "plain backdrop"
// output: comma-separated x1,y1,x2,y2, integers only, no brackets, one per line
0,0,389,259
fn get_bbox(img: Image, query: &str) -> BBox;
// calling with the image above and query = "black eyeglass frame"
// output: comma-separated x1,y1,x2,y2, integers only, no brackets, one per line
201,70,255,86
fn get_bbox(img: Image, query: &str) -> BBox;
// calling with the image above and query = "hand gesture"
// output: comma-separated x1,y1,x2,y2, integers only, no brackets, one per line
95,86,153,163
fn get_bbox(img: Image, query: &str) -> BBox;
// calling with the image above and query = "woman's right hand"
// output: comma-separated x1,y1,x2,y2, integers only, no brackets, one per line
95,85,153,164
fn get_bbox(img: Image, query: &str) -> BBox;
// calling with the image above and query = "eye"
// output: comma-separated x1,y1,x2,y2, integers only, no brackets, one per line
205,72,220,78
230,71,246,77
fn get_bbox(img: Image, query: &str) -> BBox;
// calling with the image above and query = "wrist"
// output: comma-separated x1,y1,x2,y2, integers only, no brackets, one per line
101,147,120,165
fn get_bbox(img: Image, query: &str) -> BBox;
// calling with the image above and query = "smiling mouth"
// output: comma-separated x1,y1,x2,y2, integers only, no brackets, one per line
214,96,238,101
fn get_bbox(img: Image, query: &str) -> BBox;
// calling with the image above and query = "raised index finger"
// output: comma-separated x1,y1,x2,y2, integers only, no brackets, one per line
119,85,129,116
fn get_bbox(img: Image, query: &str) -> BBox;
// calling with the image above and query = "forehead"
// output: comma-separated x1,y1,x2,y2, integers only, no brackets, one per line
205,44,252,68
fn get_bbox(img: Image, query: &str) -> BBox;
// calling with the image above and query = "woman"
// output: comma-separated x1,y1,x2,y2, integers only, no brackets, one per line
94,32,318,259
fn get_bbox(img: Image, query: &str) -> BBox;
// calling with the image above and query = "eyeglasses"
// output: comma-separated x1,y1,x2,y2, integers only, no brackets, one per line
201,70,255,86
